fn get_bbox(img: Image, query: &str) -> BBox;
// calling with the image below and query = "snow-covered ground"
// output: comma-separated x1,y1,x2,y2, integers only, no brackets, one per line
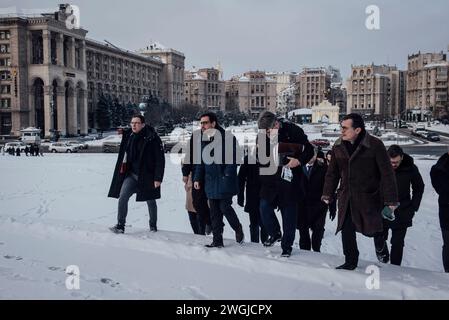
0,152,448,299
426,123,449,135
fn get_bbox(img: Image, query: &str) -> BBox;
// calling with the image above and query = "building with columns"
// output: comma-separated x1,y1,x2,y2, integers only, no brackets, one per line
137,42,185,108
0,4,185,137
184,68,225,112
0,6,88,137
85,40,164,129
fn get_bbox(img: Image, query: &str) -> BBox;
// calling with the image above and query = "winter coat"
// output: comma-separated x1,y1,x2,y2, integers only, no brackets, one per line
322,132,398,236
185,173,196,213
258,121,314,207
108,126,165,201
385,153,424,229
297,160,328,228
193,126,239,200
237,158,261,213
430,153,449,230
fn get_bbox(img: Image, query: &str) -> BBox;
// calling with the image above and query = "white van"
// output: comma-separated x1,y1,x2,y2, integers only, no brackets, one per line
20,127,41,145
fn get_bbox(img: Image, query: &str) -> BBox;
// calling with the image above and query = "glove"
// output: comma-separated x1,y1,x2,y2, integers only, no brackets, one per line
381,206,395,221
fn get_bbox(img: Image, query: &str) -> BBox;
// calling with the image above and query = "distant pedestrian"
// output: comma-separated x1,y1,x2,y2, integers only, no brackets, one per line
15,147,20,156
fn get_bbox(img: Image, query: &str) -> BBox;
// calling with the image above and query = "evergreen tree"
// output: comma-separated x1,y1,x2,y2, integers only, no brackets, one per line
96,94,112,131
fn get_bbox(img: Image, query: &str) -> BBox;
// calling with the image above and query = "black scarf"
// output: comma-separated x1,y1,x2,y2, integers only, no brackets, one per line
343,130,366,157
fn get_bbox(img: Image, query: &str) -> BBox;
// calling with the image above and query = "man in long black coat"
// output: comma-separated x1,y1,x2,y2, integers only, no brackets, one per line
374,145,424,266
257,112,314,257
430,151,449,272
237,151,269,244
108,115,165,234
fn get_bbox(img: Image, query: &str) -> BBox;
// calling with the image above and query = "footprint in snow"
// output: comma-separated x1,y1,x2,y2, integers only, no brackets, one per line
4,255,22,260
48,266,64,272
100,278,120,287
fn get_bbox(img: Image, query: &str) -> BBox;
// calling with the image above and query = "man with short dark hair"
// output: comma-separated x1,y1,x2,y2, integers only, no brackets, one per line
257,111,314,257
430,150,449,272
322,113,398,270
374,145,424,266
193,112,244,248
108,114,165,234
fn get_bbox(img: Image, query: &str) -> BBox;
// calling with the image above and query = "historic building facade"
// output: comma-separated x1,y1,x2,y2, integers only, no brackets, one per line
184,68,225,111
225,71,276,117
346,64,405,119
407,51,448,119
0,5,184,137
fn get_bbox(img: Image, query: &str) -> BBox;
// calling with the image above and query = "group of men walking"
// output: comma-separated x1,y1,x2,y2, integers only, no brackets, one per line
107,111,449,272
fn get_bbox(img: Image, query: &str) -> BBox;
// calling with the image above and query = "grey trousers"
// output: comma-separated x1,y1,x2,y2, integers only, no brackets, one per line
117,175,157,228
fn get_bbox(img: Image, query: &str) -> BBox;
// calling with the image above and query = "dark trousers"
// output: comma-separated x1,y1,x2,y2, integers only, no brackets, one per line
188,211,205,235
208,198,242,243
117,175,157,228
298,205,326,252
248,209,268,244
341,208,359,265
442,228,449,273
375,226,408,266
192,187,211,227
260,199,297,252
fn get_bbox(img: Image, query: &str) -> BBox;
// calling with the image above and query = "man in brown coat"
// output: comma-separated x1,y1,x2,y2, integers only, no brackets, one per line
322,114,398,270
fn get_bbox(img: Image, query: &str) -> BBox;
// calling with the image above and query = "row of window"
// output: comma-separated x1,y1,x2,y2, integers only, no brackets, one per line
353,104,375,109
0,31,11,40
352,69,372,77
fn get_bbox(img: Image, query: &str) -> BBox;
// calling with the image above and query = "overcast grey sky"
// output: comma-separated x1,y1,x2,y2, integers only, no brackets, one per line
5,0,449,80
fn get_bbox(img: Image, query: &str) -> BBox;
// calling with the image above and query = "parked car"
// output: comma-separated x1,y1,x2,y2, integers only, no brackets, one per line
103,141,121,153
66,140,88,150
4,141,27,152
423,132,441,142
411,126,427,137
310,139,330,148
49,142,78,153
399,122,409,128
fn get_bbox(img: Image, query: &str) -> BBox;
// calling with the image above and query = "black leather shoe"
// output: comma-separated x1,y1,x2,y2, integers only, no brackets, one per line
376,244,390,263
205,241,224,248
150,226,157,232
235,226,244,244
263,233,282,247
336,262,357,270
281,248,292,257
109,224,124,234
